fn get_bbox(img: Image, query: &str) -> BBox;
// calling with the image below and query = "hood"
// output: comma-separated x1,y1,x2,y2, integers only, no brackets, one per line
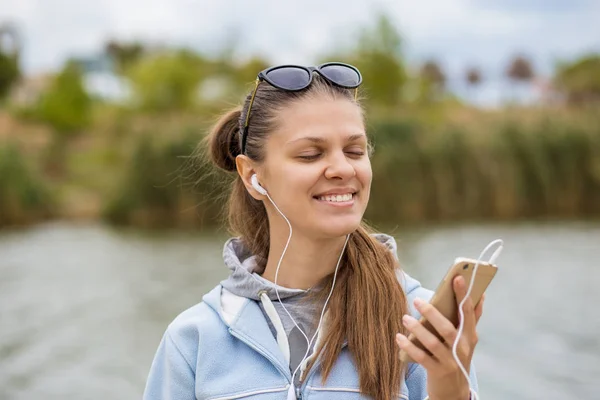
219,233,400,301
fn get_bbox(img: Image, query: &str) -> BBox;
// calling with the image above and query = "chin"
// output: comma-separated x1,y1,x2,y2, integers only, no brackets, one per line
314,216,362,239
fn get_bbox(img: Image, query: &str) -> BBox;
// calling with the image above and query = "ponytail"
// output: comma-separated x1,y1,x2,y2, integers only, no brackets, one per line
308,224,409,400
205,107,242,173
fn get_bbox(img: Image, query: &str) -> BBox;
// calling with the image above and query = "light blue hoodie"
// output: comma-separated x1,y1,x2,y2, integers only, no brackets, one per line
143,234,478,399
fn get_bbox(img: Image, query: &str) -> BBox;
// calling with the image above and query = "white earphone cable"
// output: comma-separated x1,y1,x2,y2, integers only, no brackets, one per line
266,191,309,347
452,238,503,395
264,189,349,395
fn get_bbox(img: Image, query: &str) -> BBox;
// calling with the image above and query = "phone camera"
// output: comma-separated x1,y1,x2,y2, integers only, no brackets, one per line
463,264,469,270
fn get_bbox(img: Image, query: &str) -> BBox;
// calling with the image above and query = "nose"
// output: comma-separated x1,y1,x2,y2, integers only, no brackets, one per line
324,150,356,180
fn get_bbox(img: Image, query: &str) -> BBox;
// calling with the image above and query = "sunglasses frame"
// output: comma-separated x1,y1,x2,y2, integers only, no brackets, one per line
241,62,362,154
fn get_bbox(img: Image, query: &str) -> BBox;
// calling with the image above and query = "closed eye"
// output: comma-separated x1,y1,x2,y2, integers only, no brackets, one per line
347,151,365,157
298,154,321,161
298,151,365,161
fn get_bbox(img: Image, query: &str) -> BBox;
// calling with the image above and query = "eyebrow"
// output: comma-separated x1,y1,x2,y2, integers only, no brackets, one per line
287,133,367,145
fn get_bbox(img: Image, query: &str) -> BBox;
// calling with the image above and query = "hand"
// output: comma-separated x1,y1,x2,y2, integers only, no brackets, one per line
395,276,484,400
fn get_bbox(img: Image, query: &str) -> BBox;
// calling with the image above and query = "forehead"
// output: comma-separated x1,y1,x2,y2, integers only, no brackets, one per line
270,97,365,144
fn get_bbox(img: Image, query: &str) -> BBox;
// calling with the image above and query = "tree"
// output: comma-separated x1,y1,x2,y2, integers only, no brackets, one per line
0,51,19,100
0,23,21,100
38,61,91,133
416,60,446,104
464,66,483,105
126,50,207,111
421,60,446,88
506,54,535,83
104,40,145,72
466,67,482,86
505,54,535,104
554,54,600,106
36,61,91,176
351,13,408,107
316,13,408,107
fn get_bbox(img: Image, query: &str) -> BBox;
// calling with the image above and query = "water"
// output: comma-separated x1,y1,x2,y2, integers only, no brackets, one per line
0,221,598,399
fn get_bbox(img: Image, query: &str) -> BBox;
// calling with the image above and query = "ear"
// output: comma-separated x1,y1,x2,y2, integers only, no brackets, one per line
235,154,265,200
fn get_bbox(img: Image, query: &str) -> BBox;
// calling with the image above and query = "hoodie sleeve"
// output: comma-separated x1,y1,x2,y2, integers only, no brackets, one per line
143,330,196,400
400,271,480,400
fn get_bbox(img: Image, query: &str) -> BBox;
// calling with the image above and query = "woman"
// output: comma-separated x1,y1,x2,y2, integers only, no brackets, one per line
143,63,482,400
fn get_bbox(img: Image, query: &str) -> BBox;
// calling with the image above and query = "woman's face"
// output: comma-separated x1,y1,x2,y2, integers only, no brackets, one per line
259,96,372,239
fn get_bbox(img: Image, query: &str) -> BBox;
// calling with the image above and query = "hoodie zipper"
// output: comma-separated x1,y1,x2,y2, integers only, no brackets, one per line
228,327,323,400
228,328,292,384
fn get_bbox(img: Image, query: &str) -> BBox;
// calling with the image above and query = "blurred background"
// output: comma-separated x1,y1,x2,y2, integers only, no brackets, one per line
0,0,599,399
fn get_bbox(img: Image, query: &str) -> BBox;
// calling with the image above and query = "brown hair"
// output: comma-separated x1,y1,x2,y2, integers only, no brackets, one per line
203,75,409,400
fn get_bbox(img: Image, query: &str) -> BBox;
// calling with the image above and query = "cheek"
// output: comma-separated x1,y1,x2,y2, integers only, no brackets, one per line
357,161,373,190
274,164,317,198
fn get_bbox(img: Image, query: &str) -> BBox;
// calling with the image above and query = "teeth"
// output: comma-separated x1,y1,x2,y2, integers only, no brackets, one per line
317,193,354,202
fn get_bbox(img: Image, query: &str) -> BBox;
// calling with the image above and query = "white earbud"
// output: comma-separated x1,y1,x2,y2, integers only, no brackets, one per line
251,174,268,195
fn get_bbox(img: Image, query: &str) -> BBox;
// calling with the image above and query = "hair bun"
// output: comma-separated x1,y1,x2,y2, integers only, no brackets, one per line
207,108,243,172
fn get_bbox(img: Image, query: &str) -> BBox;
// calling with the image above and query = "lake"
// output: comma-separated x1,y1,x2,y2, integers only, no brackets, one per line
0,221,598,399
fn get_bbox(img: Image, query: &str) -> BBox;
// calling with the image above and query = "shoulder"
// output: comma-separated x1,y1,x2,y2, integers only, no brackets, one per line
163,285,226,353
396,269,434,319
373,232,434,317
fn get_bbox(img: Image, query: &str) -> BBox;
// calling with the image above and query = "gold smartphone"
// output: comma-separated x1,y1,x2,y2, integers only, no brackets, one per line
400,257,498,363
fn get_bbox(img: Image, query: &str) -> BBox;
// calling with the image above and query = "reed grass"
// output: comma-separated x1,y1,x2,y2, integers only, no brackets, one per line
0,143,54,227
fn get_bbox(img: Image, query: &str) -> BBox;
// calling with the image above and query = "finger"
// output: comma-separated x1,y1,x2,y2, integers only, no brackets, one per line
413,298,458,349
396,333,437,369
474,293,485,323
453,275,467,303
402,314,453,364
454,276,476,334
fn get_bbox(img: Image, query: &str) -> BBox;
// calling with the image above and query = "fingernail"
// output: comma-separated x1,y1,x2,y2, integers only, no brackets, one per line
414,298,424,307
402,315,412,326
456,276,465,286
396,333,406,344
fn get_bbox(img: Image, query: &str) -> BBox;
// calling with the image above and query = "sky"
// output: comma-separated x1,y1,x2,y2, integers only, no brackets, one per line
0,0,599,103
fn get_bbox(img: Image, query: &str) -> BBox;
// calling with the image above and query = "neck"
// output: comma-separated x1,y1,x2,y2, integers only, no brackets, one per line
261,229,348,290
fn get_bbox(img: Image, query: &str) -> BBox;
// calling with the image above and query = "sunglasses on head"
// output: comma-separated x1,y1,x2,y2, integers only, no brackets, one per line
240,62,363,154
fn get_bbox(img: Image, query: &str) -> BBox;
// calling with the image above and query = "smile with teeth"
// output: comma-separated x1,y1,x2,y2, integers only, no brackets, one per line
316,193,354,202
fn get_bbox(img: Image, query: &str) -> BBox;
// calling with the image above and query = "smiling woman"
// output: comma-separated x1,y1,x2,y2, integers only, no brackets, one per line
143,63,481,400
243,94,373,240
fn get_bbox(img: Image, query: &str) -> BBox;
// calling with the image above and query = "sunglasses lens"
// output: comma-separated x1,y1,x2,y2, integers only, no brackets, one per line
266,67,311,90
320,64,361,87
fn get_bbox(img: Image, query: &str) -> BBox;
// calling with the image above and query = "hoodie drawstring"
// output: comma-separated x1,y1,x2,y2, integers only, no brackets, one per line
259,291,291,366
